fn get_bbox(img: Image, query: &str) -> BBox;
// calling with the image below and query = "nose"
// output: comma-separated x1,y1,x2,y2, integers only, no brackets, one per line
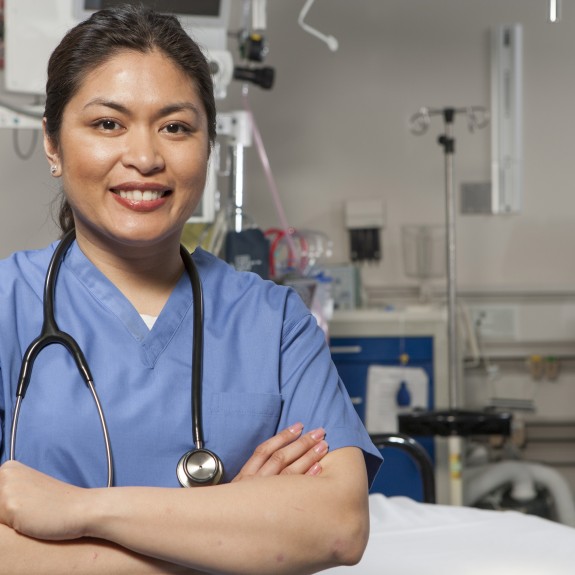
122,128,165,174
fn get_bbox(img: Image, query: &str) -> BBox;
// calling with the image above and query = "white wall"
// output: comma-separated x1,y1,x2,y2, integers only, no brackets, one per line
0,92,59,254
220,0,575,293
2,0,575,293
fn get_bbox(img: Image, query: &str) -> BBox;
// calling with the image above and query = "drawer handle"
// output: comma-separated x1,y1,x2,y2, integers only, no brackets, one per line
330,345,363,354
350,397,363,405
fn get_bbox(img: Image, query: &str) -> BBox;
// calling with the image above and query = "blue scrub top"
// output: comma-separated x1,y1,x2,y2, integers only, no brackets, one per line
0,240,381,487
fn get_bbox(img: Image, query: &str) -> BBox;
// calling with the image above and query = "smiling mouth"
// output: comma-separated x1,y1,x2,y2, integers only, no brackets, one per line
112,189,172,201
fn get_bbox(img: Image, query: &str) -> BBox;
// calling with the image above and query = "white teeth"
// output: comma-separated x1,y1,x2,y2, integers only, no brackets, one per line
118,190,163,201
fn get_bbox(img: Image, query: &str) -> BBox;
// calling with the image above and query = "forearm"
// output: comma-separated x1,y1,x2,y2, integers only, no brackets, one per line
0,524,201,575
85,449,369,575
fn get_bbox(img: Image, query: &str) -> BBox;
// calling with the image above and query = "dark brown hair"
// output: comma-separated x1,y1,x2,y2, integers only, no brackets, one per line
45,4,217,233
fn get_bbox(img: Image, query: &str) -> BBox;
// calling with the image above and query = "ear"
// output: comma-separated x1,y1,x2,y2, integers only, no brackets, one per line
42,118,60,175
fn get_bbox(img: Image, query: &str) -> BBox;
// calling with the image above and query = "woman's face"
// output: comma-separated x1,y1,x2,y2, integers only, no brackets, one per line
44,49,210,250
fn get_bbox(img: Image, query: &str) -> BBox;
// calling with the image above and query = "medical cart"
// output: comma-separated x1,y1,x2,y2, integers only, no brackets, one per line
329,308,450,504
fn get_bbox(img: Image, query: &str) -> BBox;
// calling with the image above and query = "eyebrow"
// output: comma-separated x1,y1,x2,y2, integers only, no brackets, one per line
83,98,202,120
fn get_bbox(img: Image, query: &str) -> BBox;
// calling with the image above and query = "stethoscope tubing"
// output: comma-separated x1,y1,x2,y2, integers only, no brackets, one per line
180,245,205,451
10,230,114,487
10,377,114,487
9,230,216,488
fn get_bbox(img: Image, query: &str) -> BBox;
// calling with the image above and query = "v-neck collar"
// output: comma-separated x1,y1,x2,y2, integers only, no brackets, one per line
63,241,194,368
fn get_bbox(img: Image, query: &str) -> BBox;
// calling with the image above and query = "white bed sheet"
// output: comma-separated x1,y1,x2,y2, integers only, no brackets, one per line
324,494,575,574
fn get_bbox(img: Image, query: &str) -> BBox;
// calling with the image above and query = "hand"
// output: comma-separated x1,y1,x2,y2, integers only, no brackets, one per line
0,460,86,541
232,423,328,482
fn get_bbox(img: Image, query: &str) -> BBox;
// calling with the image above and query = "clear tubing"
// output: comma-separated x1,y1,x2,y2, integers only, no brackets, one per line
242,87,297,257
465,461,575,526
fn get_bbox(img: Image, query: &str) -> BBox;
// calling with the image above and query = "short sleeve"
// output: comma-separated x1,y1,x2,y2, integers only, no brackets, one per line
0,364,4,461
277,292,382,486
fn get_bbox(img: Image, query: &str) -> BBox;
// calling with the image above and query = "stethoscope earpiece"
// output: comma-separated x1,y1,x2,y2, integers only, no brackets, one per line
177,448,224,487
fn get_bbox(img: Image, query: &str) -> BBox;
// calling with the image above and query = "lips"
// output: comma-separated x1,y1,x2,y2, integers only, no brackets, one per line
110,182,172,211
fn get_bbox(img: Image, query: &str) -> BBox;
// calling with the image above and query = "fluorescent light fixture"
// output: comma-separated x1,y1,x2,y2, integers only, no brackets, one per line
549,0,562,23
490,24,523,214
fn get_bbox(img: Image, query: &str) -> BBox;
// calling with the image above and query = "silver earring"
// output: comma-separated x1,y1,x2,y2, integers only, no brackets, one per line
50,165,57,175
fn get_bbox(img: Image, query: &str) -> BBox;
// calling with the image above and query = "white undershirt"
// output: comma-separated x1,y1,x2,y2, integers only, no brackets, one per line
140,314,158,330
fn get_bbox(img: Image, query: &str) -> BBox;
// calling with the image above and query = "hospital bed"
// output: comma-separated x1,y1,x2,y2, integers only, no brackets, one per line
325,493,575,574
324,434,575,574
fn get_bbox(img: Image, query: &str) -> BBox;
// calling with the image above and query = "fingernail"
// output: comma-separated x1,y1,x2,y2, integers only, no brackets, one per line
289,422,304,434
308,463,322,476
314,440,328,455
310,428,325,441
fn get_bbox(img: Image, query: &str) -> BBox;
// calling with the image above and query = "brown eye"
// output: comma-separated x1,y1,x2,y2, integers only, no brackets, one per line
162,123,190,135
98,119,120,131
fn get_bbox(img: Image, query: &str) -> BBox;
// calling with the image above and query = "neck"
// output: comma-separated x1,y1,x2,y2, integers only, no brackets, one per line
73,228,186,316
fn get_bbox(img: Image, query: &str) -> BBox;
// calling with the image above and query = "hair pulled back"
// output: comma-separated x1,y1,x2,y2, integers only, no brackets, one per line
45,4,217,234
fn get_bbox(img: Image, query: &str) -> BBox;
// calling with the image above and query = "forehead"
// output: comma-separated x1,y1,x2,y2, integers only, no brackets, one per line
70,49,202,111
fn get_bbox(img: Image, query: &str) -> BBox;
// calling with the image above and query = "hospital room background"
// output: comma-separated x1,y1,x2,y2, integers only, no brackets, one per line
2,0,575,524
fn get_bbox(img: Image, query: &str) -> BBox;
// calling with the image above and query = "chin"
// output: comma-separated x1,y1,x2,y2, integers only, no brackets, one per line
81,223,183,251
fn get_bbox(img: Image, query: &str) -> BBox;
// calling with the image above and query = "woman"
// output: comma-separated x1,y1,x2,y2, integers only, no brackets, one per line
0,5,381,574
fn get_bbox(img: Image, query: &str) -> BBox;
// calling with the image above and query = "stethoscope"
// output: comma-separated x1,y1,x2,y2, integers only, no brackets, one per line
9,229,224,488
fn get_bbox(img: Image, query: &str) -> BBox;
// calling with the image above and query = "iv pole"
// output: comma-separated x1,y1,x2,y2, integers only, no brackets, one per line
408,106,489,504
438,108,460,409
410,106,488,410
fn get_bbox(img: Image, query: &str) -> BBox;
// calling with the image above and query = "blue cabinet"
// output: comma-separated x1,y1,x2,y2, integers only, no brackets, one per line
331,335,435,502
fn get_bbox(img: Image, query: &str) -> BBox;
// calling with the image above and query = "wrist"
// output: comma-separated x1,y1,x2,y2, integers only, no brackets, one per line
80,487,113,539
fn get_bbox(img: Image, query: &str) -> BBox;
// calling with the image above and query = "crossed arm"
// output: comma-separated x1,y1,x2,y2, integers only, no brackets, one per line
0,425,370,575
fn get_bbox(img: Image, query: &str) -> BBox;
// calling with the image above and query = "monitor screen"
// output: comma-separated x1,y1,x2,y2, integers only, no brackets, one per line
83,0,221,17
5,0,229,93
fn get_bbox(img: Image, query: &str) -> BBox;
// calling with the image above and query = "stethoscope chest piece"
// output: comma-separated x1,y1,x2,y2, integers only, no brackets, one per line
177,448,224,487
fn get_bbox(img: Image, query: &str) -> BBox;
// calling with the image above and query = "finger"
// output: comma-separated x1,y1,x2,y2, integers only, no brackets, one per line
255,429,327,478
306,462,323,476
233,423,305,480
279,440,328,477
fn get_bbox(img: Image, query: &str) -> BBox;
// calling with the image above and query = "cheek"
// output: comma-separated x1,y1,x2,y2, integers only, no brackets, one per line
180,155,209,194
60,137,118,187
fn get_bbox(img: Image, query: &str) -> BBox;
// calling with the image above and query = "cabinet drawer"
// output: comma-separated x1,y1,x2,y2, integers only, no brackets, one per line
330,336,433,362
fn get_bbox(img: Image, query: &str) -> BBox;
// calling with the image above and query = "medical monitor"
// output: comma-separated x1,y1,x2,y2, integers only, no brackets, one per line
4,0,230,95
78,0,224,19
75,0,230,50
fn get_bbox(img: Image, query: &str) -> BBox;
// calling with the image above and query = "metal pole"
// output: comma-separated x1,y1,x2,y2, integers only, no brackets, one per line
228,143,245,233
408,105,489,506
438,109,459,410
234,145,245,233
440,109,463,506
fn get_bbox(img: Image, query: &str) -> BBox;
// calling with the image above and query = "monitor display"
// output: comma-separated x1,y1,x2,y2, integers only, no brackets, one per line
5,0,230,94
83,0,221,17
